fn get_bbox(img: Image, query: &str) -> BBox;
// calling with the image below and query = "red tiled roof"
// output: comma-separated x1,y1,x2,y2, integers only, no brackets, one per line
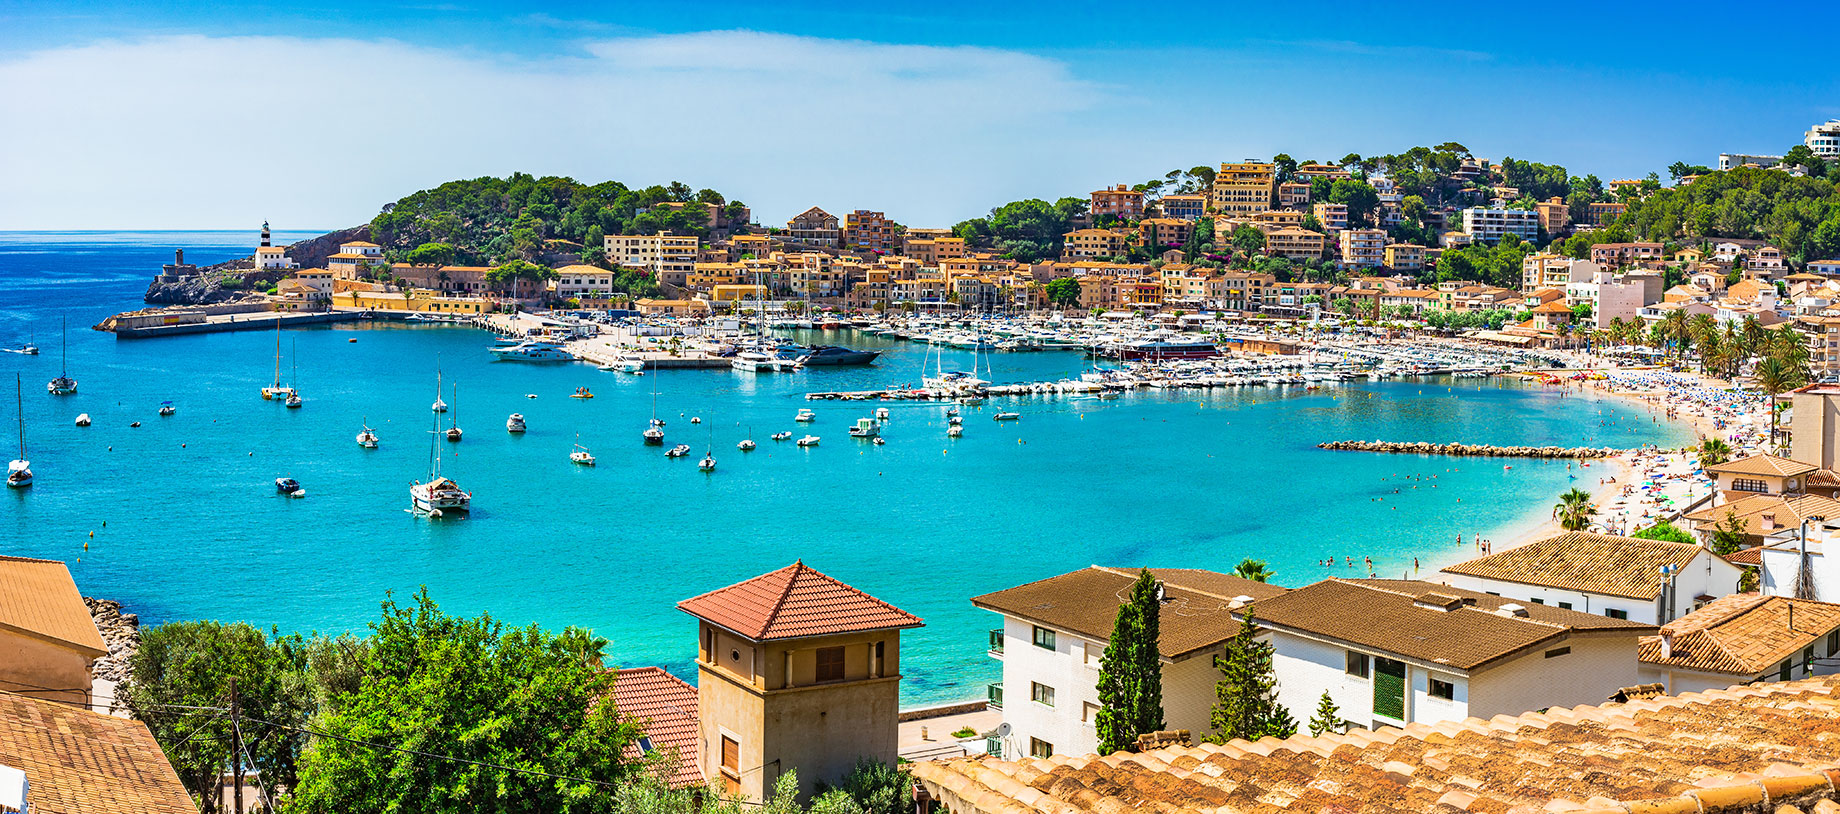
0,691,196,813
0,556,106,657
676,561,922,641
613,667,702,787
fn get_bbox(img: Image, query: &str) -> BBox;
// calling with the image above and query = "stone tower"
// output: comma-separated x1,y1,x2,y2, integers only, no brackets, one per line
677,561,922,801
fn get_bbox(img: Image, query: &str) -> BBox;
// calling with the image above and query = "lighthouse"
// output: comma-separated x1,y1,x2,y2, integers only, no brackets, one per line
260,220,272,248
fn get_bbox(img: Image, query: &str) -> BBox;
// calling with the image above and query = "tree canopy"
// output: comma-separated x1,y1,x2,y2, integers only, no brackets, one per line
953,198,1090,263
1093,569,1164,754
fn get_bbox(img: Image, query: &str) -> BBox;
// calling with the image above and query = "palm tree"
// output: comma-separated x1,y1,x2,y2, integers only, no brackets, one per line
1552,487,1597,531
1233,558,1274,583
1753,355,1796,447
1697,438,1734,468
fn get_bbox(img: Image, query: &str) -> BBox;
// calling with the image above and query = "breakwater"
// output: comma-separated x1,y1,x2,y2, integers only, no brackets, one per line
1318,440,1620,458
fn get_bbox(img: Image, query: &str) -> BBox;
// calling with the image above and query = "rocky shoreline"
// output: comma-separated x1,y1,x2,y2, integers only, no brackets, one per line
85,597,140,684
142,224,369,306
1318,440,1621,458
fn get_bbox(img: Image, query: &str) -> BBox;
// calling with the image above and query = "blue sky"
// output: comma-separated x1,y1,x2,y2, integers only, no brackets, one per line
1,1,1834,229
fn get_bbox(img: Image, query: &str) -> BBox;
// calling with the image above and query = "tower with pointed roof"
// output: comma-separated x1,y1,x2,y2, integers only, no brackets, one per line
678,561,922,801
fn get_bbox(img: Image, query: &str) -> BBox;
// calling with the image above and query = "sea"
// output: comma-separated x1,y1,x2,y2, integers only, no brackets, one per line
0,231,1696,706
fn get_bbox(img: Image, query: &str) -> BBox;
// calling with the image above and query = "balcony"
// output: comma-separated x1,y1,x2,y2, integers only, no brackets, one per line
988,629,1005,657
987,682,1004,709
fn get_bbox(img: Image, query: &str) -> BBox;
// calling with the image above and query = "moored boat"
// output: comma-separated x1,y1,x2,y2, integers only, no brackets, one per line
507,413,527,433
796,435,820,447
490,340,575,361
8,375,30,488
666,444,692,458
849,418,879,438
356,422,379,448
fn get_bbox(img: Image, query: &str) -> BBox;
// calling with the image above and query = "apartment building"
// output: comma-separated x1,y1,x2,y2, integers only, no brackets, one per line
973,567,1286,758
1208,272,1275,311
1522,254,1595,293
1312,203,1348,232
1264,227,1326,261
1461,207,1541,243
1137,218,1193,251
1590,242,1665,269
553,264,619,298
1536,197,1570,234
1338,229,1386,269
1090,184,1146,221
1294,163,1352,182
606,231,700,288
1384,243,1425,272
1809,120,1840,159
1438,531,1740,626
1209,162,1276,217
892,276,948,305
904,236,967,266
1278,182,1311,209
1720,153,1784,170
1060,229,1132,261
1157,193,1206,221
1586,202,1627,226
843,210,901,254
785,207,842,248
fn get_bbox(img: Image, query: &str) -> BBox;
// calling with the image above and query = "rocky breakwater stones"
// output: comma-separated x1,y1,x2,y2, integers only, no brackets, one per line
1317,440,1619,458
84,596,141,684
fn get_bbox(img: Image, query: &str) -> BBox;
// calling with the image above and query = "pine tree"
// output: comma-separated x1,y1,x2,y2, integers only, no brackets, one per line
1308,691,1342,737
1208,608,1296,742
1094,569,1165,754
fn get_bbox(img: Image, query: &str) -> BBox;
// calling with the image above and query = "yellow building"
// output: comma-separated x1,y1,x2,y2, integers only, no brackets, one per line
331,289,488,314
606,231,700,287
1313,202,1349,231
1384,243,1426,272
1060,229,1132,261
1264,227,1327,260
1210,162,1276,217
843,210,901,254
1137,218,1193,251
711,284,770,303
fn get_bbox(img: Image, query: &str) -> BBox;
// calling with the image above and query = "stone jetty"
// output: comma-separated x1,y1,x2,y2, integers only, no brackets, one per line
1318,440,1619,458
85,597,141,684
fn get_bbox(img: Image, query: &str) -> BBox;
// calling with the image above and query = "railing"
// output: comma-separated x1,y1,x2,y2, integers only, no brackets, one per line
987,683,1003,709
988,629,1004,656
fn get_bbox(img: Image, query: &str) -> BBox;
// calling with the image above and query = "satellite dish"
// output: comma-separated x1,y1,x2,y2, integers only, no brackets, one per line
994,723,1013,738
1154,582,1167,603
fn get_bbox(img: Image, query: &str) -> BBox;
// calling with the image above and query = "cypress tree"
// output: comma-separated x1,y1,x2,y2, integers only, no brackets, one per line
1308,691,1342,737
1208,608,1296,742
1094,569,1165,754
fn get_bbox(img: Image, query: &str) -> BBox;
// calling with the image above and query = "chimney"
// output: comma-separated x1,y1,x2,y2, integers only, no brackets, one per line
1497,603,1531,618
1762,512,1776,531
1659,631,1674,659
0,764,26,814
175,248,184,265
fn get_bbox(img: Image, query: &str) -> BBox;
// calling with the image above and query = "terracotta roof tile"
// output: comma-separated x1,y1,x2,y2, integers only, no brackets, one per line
971,567,1288,659
1439,532,1713,600
0,557,106,656
1248,579,1652,671
913,675,1840,814
1685,494,1840,538
1706,454,1819,479
0,691,195,813
1639,594,1840,676
612,667,702,787
677,561,921,641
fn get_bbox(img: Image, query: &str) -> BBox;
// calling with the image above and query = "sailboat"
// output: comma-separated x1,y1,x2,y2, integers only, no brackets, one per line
643,385,664,445
411,370,470,516
738,427,756,452
8,374,31,488
356,419,379,448
261,318,291,400
431,364,448,413
284,338,303,408
699,430,716,471
47,317,76,395
570,435,595,466
445,383,462,441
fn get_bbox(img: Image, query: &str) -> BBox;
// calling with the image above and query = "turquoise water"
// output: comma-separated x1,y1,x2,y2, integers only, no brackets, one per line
0,232,1695,705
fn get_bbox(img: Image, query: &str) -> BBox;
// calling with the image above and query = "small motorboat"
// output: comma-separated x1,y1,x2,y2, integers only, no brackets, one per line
876,408,890,421
73,414,90,427
946,407,960,417
571,387,594,399
994,412,1020,421
570,442,596,466
506,413,527,433
849,418,879,438
771,431,792,441
158,401,175,416
738,439,757,451
795,409,816,422
275,477,300,493
690,416,701,424
796,435,820,447
666,444,692,458
356,424,379,448
432,396,447,413
129,421,141,428
873,437,886,446
948,416,963,425
285,393,303,409
947,425,963,437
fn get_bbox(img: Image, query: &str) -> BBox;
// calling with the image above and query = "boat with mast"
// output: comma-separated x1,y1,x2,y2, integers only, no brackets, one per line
47,317,76,395
410,369,470,515
699,431,716,472
356,419,379,448
8,374,31,488
445,383,462,441
570,435,595,466
643,385,665,445
284,338,303,408
260,318,291,400
431,363,448,413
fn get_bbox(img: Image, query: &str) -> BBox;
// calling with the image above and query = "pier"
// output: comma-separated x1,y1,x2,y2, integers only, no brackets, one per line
1317,440,1620,458
103,308,369,338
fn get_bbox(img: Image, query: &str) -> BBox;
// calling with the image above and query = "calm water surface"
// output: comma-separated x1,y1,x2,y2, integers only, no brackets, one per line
0,232,1694,705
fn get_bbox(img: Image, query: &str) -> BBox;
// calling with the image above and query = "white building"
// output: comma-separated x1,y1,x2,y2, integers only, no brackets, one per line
1437,531,1742,626
605,231,699,288
1461,207,1541,243
971,566,1287,758
1250,579,1653,732
1807,120,1840,159
327,240,385,277
1637,593,1840,695
552,264,617,298
1719,153,1783,170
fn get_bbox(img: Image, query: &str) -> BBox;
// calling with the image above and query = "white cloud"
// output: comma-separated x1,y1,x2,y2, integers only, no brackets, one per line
0,31,1106,229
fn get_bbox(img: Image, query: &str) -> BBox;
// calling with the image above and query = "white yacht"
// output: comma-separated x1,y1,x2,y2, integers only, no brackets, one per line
666,444,692,458
570,440,596,466
947,424,963,438
356,422,379,448
796,435,820,447
506,413,527,433
73,413,90,427
795,409,816,423
770,431,792,441
849,418,879,438
731,351,800,373
285,392,303,409
411,372,470,515
738,438,756,451
699,450,716,471
158,401,175,416
261,318,290,400
8,375,30,489
490,340,575,362
47,318,76,395
994,412,1020,421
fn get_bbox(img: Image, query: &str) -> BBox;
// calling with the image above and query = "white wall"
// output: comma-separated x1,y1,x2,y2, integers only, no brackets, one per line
1467,634,1645,718
1761,542,1836,602
1438,551,1740,626
1269,630,1385,730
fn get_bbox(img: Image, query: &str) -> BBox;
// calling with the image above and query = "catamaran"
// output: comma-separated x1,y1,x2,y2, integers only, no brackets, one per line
411,370,470,516
8,374,31,488
47,317,76,396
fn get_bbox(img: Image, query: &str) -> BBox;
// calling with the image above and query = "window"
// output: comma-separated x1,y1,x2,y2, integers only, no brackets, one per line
1032,626,1056,650
1731,478,1769,493
1604,609,1629,620
1346,651,1370,678
1031,682,1055,707
720,735,740,791
1082,702,1100,723
1828,630,1839,655
1529,597,1545,604
1030,738,1054,759
638,736,655,755
1544,647,1571,659
1781,660,1793,681
815,646,846,682
1558,601,1574,610
1428,676,1456,700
